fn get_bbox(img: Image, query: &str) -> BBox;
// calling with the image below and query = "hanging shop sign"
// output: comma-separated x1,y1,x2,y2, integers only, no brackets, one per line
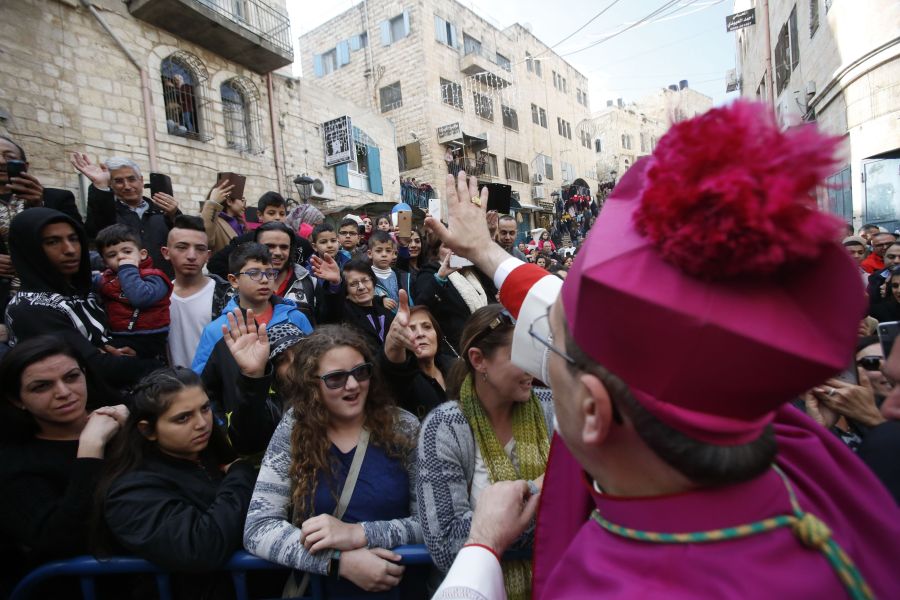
323,116,353,166
437,122,461,144
726,8,756,32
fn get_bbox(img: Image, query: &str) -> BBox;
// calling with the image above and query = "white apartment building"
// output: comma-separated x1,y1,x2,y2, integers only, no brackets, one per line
732,0,900,229
0,0,397,215
591,85,713,188
299,0,598,234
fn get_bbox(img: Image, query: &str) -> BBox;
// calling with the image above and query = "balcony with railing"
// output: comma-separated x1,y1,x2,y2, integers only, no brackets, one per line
129,0,294,73
459,45,512,89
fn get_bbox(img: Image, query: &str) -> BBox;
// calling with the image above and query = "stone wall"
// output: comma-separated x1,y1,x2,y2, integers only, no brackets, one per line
0,0,396,217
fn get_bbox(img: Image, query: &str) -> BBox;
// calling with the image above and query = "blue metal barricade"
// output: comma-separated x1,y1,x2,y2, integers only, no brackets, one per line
10,545,438,600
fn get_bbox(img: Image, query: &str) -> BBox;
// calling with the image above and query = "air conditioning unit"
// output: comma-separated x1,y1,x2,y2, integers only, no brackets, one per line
532,184,545,200
532,173,544,184
309,178,336,202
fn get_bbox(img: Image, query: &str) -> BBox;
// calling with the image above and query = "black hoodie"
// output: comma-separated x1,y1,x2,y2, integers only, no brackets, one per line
5,208,159,386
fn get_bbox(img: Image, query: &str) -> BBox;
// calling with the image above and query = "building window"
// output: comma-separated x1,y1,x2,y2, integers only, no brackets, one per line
397,141,422,172
576,88,588,107
553,71,558,89
621,134,632,150
580,130,591,149
380,11,410,46
640,133,648,153
441,78,463,109
379,81,402,112
161,53,208,140
536,154,553,180
434,15,457,48
561,161,574,183
221,78,260,153
557,118,571,139
526,52,533,73
809,0,819,36
473,92,493,121
505,158,529,183
595,138,602,153
463,33,481,56
553,71,567,92
314,41,350,77
350,32,368,51
531,104,539,124
534,58,542,77
335,127,383,195
774,7,799,95
502,105,518,131
483,153,499,177
496,52,511,72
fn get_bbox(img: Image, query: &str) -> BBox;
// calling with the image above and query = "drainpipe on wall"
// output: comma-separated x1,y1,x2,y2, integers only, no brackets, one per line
80,0,158,171
267,73,285,195
761,0,775,108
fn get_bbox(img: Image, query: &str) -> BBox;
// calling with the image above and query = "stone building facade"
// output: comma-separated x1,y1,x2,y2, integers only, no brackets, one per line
591,87,713,186
732,0,900,229
298,0,598,233
0,0,398,218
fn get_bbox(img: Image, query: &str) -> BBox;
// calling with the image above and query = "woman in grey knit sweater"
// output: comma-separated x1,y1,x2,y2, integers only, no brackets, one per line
243,325,423,595
415,305,553,600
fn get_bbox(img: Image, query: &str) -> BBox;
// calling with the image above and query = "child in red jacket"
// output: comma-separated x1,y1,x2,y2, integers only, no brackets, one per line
94,224,172,361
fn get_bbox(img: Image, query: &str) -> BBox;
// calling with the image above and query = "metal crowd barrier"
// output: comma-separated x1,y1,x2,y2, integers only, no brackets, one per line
10,546,435,600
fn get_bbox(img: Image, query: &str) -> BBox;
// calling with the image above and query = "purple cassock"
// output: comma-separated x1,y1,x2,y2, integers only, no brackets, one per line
533,406,900,599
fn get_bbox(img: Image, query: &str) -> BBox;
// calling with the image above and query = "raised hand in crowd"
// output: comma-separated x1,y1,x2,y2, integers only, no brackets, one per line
301,513,366,553
384,289,417,363
486,209,499,240
208,179,236,205
812,370,887,428
151,191,179,218
77,404,129,458
310,253,341,285
8,171,44,206
70,152,110,188
436,248,461,280
221,307,269,378
338,547,405,593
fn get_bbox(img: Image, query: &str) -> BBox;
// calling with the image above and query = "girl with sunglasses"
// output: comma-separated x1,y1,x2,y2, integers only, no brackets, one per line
416,304,553,600
94,367,254,598
244,325,423,596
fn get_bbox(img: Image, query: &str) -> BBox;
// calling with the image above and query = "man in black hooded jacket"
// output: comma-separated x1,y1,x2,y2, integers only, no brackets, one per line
4,208,160,387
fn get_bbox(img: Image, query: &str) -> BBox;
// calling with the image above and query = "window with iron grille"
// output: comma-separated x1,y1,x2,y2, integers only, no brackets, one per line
473,92,493,121
161,54,209,141
441,78,463,109
221,81,251,152
502,106,518,131
379,81,402,113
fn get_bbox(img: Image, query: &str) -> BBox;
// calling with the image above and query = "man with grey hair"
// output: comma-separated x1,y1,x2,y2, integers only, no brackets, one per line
72,152,180,278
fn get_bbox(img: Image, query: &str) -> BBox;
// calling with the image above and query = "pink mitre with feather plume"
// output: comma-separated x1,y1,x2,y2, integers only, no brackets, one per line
633,100,844,280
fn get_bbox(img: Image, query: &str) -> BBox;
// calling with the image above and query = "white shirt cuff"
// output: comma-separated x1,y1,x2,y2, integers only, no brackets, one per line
493,257,526,291
433,545,506,600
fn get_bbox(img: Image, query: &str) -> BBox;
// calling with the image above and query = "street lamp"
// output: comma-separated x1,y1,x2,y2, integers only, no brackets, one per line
293,174,314,202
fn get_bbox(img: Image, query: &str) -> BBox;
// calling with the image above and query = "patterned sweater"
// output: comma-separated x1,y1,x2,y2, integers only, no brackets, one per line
416,390,554,571
243,407,423,575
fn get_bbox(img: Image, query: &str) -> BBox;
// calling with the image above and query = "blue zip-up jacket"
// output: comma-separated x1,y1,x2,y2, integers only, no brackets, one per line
191,295,312,374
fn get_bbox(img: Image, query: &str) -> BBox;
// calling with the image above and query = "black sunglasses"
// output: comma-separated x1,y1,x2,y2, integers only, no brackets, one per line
319,362,374,389
857,356,883,371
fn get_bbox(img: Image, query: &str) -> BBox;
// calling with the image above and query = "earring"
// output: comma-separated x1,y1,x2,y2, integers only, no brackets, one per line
482,371,488,382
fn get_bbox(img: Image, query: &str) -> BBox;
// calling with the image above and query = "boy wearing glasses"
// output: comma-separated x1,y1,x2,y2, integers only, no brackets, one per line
337,217,363,260
191,243,312,424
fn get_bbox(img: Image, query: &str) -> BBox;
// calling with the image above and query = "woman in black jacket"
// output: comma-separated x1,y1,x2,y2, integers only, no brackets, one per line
95,367,254,599
870,265,900,323
324,258,395,350
0,336,126,592
414,237,497,354
381,292,457,420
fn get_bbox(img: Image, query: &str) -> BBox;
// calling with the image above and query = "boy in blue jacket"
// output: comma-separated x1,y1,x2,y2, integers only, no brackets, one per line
191,242,311,423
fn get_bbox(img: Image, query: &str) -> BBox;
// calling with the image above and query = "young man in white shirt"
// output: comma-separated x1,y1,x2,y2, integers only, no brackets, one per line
161,215,231,367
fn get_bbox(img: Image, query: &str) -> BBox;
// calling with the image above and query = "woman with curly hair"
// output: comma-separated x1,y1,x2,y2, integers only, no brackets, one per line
243,325,423,597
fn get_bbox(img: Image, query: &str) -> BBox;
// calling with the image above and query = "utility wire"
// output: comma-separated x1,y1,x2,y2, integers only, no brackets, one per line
549,0,627,50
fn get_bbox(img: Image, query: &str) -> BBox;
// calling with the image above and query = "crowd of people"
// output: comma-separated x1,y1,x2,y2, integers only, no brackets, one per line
0,99,898,600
